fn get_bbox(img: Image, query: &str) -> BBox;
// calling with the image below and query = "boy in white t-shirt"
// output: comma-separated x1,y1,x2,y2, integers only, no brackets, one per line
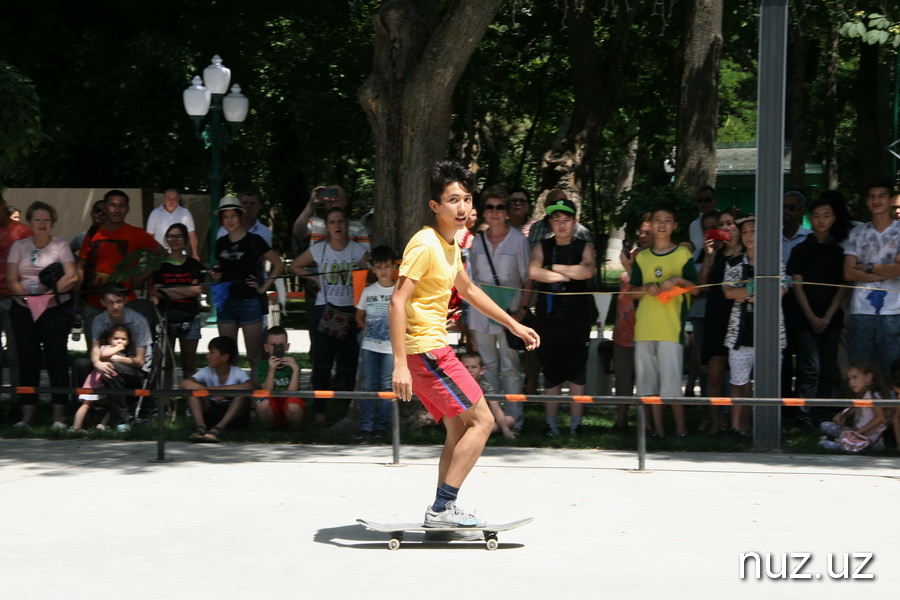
355,246,395,442
181,336,253,443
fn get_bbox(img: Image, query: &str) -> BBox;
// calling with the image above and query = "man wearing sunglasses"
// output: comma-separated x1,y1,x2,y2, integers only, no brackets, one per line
688,185,718,253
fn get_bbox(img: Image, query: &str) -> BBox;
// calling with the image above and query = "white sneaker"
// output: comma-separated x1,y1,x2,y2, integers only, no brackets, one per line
423,500,486,528
50,421,67,430
116,424,131,433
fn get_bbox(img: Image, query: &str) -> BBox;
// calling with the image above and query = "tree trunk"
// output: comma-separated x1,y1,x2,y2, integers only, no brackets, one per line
539,0,635,212
358,0,503,254
822,23,840,190
673,0,723,192
856,41,892,192
607,132,639,270
787,24,807,191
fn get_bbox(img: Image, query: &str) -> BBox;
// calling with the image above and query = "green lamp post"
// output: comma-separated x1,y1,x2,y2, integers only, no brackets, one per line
182,55,249,322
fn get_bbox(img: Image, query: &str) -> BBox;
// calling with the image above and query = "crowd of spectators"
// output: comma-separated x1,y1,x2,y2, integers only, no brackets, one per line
3,179,900,451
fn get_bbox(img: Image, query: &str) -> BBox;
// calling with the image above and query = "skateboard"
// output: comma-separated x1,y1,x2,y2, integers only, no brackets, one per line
356,517,534,551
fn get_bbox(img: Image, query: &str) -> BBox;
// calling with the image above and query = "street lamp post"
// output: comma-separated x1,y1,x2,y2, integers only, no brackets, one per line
182,55,249,321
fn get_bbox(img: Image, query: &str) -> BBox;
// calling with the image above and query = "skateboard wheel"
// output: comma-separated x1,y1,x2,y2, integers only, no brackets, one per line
486,538,498,551
388,538,401,551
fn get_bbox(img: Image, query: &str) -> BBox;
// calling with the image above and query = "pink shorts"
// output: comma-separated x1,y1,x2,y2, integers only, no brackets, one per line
408,346,483,422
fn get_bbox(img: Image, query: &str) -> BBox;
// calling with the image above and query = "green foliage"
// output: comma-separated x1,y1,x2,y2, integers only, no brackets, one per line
107,249,177,284
0,62,42,166
840,11,900,47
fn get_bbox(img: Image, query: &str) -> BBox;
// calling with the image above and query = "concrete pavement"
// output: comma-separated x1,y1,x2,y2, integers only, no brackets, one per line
1,439,898,600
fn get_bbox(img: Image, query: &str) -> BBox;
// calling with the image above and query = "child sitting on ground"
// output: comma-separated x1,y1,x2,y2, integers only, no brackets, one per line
819,360,887,452
460,350,517,439
355,245,396,442
256,326,305,430
181,335,253,443
72,324,142,431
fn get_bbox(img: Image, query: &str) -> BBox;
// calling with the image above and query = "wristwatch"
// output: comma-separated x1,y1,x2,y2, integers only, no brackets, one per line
866,263,875,273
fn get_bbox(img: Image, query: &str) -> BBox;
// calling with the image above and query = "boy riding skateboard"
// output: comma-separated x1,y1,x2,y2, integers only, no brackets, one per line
390,161,540,527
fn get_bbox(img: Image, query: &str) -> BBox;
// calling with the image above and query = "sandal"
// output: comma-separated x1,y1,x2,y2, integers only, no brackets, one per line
201,426,223,443
188,426,208,442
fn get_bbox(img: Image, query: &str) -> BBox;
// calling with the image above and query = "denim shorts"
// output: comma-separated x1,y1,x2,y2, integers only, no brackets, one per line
217,297,263,325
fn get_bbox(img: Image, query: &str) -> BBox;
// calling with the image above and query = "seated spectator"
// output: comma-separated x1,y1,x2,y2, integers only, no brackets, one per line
355,246,396,442
72,324,141,431
460,350,516,439
182,335,253,443
256,326,304,430
77,189,164,347
71,285,153,432
819,360,886,451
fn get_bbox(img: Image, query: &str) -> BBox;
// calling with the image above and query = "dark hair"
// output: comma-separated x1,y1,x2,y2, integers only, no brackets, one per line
100,323,131,347
430,161,476,203
25,201,57,224
701,210,721,222
459,350,483,366
809,191,850,243
165,222,189,240
370,245,395,264
7,205,19,216
697,185,716,195
208,335,239,365
866,179,897,197
847,359,887,400
103,189,129,204
100,283,128,299
266,325,288,339
649,201,677,220
508,187,530,202
240,191,262,205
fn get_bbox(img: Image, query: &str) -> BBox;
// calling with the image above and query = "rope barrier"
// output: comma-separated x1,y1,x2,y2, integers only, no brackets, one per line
4,386,891,471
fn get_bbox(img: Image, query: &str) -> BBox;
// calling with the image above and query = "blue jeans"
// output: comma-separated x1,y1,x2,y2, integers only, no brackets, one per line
846,314,900,380
359,349,393,432
795,326,840,399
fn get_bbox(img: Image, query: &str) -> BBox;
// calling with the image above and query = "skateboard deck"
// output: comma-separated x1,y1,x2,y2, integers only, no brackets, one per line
357,517,533,550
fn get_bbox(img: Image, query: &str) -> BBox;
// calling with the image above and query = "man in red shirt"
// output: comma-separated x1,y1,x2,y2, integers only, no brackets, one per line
0,192,33,389
77,189,165,346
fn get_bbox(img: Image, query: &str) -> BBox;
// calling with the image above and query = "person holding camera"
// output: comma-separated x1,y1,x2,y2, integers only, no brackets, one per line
255,325,304,430
292,185,370,249
149,223,203,384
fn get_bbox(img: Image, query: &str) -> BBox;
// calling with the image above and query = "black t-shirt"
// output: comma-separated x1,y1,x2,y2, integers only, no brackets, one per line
215,232,271,300
535,237,592,322
785,236,845,331
151,257,202,315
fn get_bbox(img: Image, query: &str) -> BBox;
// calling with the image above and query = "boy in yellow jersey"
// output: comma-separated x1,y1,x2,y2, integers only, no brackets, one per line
630,202,698,439
390,161,540,527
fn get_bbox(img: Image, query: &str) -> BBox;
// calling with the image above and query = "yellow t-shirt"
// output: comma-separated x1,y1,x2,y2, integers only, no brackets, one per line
399,226,463,354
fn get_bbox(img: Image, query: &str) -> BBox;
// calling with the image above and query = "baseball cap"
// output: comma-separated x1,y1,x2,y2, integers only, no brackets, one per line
545,198,576,216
